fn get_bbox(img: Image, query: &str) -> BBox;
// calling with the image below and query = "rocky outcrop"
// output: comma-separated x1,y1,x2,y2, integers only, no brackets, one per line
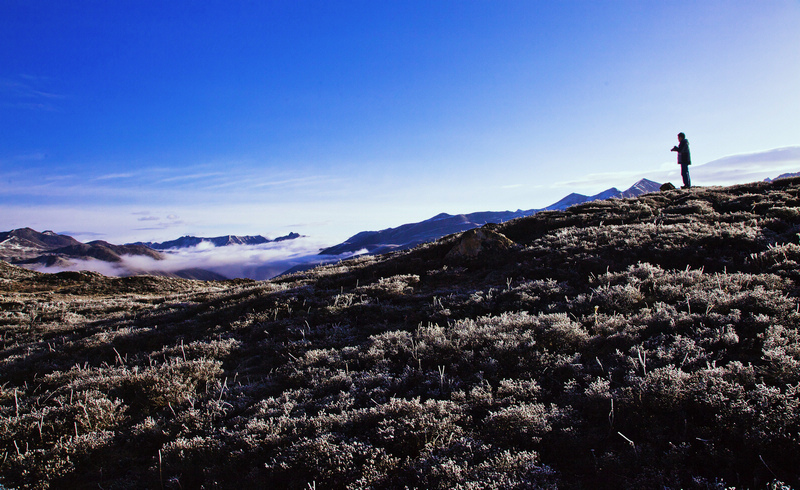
445,227,517,260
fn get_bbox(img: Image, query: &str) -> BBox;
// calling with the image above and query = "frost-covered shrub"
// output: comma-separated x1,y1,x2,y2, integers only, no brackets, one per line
356,274,420,298
593,282,645,313
1,429,115,490
512,278,571,311
626,365,691,412
5,178,800,489
413,441,557,490
760,324,800,383
161,435,225,485
265,433,398,488
152,338,241,361
37,357,223,414
484,402,561,447
534,313,590,352
583,377,611,401
371,397,465,457
766,206,800,221
363,330,413,363
640,333,706,369
667,199,715,215
496,378,542,403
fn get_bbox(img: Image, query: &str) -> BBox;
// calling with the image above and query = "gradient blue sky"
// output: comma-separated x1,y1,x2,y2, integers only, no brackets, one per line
2,1,799,244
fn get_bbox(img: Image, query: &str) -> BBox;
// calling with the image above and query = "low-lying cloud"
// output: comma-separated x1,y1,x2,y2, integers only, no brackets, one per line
553,146,800,194
691,147,800,185
28,237,358,281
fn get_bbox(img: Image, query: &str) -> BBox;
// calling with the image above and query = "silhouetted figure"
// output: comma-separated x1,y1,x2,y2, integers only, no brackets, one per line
671,132,691,188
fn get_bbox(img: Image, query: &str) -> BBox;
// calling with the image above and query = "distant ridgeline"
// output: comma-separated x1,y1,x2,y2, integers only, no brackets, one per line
765,171,800,182
320,178,662,256
0,229,301,280
133,232,301,250
0,228,162,265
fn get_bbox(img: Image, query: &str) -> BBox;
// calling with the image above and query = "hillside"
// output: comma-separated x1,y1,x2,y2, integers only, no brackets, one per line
2,179,800,488
0,231,165,265
320,179,662,256
0,230,166,272
0,229,82,262
22,241,164,265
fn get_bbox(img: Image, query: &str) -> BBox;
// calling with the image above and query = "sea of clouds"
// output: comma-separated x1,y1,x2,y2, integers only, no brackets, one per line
28,237,362,281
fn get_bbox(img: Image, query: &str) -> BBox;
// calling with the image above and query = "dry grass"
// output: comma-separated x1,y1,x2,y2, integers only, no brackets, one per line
2,178,800,488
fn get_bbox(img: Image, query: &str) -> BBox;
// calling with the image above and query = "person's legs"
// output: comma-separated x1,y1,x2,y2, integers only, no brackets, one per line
681,164,691,188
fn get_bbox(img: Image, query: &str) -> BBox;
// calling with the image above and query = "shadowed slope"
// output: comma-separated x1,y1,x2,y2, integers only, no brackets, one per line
2,179,800,489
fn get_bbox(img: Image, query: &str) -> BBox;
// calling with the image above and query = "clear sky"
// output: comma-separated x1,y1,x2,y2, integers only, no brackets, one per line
2,1,799,244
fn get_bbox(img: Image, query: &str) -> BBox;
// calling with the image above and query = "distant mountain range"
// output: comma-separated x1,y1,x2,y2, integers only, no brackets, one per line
0,228,163,265
320,178,662,256
134,232,301,250
1,179,662,279
0,228,82,260
765,172,800,182
0,229,302,280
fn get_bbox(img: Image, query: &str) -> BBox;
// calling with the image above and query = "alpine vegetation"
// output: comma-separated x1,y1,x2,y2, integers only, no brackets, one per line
2,178,800,488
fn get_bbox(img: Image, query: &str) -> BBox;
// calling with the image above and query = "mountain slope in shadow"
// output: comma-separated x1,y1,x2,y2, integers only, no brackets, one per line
2,178,799,488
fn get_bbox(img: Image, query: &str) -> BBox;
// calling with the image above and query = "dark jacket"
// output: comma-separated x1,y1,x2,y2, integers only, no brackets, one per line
672,139,691,165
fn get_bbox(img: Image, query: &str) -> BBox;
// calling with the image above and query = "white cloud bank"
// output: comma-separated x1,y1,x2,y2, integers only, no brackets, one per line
689,147,800,186
554,146,800,194
27,236,359,281
651,146,800,188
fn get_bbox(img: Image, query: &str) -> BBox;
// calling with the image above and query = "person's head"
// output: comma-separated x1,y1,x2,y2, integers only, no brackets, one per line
678,132,686,141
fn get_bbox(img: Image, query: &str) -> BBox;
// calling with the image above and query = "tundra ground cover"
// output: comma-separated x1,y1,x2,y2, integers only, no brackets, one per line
2,179,800,488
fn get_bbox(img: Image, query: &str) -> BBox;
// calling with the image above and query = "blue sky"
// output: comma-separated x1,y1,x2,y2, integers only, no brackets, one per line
2,1,799,244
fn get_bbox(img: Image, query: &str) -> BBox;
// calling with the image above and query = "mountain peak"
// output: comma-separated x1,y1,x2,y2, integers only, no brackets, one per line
319,179,661,257
0,228,83,261
136,233,302,250
622,178,662,198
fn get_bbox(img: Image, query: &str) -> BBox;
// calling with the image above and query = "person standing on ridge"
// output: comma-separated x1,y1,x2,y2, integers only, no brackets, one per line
671,132,691,189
